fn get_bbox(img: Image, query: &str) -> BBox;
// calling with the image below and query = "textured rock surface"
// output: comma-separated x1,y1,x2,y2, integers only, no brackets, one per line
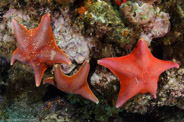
91,68,119,95
140,10,171,44
53,9,93,64
120,1,171,44
120,2,155,24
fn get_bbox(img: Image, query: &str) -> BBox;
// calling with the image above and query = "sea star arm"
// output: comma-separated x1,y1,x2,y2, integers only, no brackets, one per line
153,59,179,75
51,48,72,65
144,76,160,99
11,49,27,65
98,57,139,77
72,61,99,104
51,64,71,91
40,47,72,65
12,19,30,52
31,14,52,51
116,76,145,108
73,82,99,104
32,63,47,87
43,77,55,86
68,60,90,90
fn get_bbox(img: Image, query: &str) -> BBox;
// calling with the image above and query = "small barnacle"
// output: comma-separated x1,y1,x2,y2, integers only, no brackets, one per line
121,29,129,37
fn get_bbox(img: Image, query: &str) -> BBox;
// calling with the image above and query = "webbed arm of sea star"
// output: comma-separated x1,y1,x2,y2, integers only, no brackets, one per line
12,19,31,52
31,14,53,51
31,62,47,87
11,49,29,65
73,82,99,104
43,77,55,86
52,61,89,92
144,76,159,99
38,47,71,65
116,76,145,108
151,58,179,75
98,56,140,77
52,64,71,92
68,61,89,91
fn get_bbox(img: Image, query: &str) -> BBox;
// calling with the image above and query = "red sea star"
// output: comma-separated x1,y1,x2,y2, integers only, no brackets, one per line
11,14,71,87
98,38,179,108
44,60,99,104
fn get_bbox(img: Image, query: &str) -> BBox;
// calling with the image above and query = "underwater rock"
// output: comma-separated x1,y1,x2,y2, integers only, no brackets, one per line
53,8,93,65
5,65,47,102
0,96,7,109
120,1,171,44
120,2,155,24
158,68,184,109
0,56,7,64
150,11,170,38
140,10,171,44
60,63,76,74
74,0,136,51
91,68,118,95
161,1,184,45
177,4,184,19
3,9,31,34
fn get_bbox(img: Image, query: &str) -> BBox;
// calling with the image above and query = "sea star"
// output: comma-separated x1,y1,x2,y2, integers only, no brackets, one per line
98,38,179,108
44,60,99,104
11,14,71,87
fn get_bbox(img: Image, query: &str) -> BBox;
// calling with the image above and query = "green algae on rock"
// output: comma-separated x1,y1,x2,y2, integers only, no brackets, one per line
74,0,136,51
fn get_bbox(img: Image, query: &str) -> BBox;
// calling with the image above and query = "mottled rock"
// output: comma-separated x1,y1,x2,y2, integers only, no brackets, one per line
52,8,93,65
120,1,171,45
3,9,30,34
120,2,155,24
90,67,119,96
140,10,171,44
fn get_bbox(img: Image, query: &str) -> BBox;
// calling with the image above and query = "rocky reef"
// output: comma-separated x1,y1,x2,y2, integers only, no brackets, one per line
120,1,171,45
0,0,184,121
